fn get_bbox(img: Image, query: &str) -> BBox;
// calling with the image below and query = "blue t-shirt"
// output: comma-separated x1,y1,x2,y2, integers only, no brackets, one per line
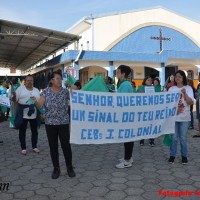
117,81,132,93
41,87,69,125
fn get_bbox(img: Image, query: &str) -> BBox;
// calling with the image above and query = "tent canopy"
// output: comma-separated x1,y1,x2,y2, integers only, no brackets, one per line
0,19,80,71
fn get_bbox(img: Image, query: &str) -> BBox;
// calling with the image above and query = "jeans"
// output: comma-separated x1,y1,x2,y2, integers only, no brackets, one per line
19,118,38,150
170,121,190,157
45,124,72,168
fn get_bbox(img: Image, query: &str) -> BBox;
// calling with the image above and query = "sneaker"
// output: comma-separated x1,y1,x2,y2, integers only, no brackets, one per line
32,148,40,153
116,159,132,169
119,157,133,164
21,149,27,155
140,140,144,146
67,166,76,177
52,167,60,179
168,156,175,164
188,126,194,129
182,156,188,165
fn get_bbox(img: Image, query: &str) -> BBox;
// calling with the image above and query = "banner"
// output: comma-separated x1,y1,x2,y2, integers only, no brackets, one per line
0,96,10,108
70,91,180,144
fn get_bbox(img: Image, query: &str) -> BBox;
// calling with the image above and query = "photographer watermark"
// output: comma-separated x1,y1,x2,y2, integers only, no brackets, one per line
158,189,200,197
0,182,10,192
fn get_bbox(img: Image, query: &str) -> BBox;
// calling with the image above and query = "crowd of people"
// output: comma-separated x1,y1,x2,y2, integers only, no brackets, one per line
0,66,199,178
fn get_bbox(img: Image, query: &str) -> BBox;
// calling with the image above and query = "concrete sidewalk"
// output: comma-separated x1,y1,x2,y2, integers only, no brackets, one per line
0,118,200,200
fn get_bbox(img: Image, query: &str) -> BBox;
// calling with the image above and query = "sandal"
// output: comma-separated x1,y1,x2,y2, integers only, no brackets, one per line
21,150,27,155
32,148,40,153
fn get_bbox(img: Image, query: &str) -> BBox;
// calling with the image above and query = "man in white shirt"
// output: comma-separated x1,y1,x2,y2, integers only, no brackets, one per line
13,75,40,155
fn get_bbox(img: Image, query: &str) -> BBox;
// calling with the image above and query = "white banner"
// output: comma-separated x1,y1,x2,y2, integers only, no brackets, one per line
0,96,10,108
70,91,180,144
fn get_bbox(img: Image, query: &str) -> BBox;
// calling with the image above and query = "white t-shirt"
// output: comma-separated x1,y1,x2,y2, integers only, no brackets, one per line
169,85,194,122
16,86,40,119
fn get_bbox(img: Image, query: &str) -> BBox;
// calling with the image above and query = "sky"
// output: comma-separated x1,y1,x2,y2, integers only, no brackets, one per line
0,0,200,32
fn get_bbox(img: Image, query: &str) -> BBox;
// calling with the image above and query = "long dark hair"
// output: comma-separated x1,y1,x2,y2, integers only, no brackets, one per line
117,65,131,78
142,76,151,86
153,77,160,85
174,70,187,86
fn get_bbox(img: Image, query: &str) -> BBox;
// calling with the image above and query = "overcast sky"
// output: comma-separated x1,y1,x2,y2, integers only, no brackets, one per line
1,0,200,31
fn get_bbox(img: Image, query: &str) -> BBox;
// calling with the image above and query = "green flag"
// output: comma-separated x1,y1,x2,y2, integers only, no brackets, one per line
18,78,21,85
26,98,44,114
163,134,172,147
65,74,76,86
81,76,109,92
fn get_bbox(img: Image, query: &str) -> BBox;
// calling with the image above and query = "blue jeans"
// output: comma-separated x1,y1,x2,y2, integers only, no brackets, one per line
170,121,190,157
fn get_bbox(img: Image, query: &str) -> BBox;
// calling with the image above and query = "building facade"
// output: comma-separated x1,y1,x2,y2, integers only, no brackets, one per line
31,7,200,88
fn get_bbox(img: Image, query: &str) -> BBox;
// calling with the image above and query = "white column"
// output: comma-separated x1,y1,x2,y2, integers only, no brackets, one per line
160,63,165,86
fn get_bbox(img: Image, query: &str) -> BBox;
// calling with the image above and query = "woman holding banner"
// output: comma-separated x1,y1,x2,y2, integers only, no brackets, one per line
115,65,134,169
31,71,75,179
168,70,194,164
137,76,156,147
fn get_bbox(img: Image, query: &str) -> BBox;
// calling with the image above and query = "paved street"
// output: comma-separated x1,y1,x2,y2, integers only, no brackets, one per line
0,116,200,200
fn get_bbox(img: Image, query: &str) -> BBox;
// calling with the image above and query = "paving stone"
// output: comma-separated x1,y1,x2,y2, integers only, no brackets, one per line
105,191,127,200
89,186,109,196
143,184,161,192
110,177,127,184
72,182,93,191
67,197,85,200
111,172,127,178
141,172,159,178
191,176,200,181
16,166,32,173
35,188,55,195
172,172,190,179
159,181,178,189
93,179,111,187
14,190,35,199
23,183,42,190
126,174,143,181
108,183,127,190
6,185,22,194
177,185,197,191
124,196,145,200
125,188,144,195
96,173,112,180
142,191,162,200
126,180,144,187
70,191,90,198
49,192,70,200
27,195,49,200
157,174,175,181
12,179,30,186
0,193,13,200
79,176,96,183
84,197,105,200
174,178,194,185
59,179,79,187
1,119,200,200
82,170,99,177
157,169,171,175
